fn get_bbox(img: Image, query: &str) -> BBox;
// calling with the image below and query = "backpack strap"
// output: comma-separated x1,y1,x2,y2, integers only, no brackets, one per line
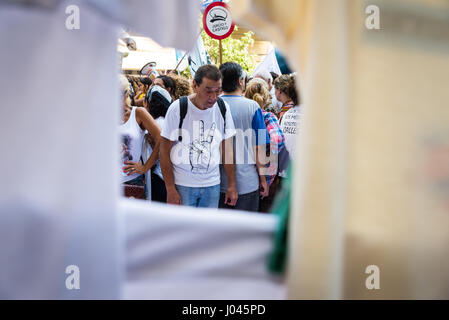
178,96,226,141
178,96,188,141
216,97,227,131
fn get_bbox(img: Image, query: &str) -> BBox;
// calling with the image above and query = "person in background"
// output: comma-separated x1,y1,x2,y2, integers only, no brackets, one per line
152,75,177,101
273,73,299,121
219,62,269,212
169,73,193,100
252,69,282,115
127,75,139,99
244,78,285,212
118,75,161,191
276,74,301,179
133,76,152,107
142,85,172,202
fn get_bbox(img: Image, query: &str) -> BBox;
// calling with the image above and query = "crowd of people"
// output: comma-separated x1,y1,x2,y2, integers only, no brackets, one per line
119,62,300,213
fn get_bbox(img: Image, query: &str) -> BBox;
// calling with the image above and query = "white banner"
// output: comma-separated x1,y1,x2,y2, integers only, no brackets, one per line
251,47,281,77
188,35,212,78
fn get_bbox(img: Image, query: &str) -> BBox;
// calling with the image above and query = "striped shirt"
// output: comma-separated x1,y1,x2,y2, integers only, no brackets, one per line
262,110,285,186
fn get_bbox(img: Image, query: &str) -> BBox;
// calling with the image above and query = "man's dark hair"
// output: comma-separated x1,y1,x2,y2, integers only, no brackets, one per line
219,62,243,93
194,64,222,86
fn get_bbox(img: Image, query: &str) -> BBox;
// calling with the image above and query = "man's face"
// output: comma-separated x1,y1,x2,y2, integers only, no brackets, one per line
193,77,222,109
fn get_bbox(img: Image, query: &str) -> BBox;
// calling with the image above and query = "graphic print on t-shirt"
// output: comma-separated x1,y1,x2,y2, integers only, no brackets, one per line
189,120,216,173
122,134,133,162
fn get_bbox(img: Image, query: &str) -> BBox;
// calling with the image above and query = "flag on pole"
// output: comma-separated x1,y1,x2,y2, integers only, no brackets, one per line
188,35,212,78
251,47,282,77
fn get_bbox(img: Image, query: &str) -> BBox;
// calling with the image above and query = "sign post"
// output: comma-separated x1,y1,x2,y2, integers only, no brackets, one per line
219,40,223,65
202,1,235,65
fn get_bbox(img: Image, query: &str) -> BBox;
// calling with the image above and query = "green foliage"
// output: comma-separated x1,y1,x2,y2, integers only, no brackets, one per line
180,67,192,79
201,26,257,74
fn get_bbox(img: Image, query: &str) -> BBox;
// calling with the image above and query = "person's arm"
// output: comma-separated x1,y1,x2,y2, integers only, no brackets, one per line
123,108,160,175
133,95,145,107
252,107,270,199
141,136,160,173
222,137,238,206
160,137,181,205
255,144,269,199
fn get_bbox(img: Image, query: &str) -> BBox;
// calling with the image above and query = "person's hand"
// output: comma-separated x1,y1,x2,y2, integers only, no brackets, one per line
224,185,238,206
259,177,269,199
166,187,181,205
123,161,147,175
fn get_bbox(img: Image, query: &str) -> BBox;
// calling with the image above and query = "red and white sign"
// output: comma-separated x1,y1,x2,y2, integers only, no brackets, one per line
202,2,235,40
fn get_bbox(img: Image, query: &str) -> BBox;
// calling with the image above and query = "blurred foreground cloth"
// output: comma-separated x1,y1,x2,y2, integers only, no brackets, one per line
232,0,449,299
0,0,198,299
122,199,285,300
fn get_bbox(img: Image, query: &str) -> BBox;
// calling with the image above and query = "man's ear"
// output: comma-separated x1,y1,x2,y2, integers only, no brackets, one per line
192,79,197,91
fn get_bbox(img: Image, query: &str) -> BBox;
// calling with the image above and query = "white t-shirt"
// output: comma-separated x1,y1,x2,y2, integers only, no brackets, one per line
119,107,145,183
161,97,236,187
280,105,302,157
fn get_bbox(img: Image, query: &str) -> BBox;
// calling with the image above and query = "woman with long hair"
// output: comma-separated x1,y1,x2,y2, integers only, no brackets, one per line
169,73,193,100
273,74,299,121
133,76,152,107
245,78,285,212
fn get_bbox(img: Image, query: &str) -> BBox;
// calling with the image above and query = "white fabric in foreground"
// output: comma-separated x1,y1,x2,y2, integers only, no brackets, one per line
0,1,121,299
0,0,198,299
121,199,285,300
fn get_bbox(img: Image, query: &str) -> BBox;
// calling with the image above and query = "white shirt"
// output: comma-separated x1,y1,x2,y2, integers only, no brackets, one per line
119,107,145,183
161,97,236,187
280,105,302,157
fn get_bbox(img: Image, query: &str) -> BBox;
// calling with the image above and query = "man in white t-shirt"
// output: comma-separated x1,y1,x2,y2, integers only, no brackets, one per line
160,65,238,208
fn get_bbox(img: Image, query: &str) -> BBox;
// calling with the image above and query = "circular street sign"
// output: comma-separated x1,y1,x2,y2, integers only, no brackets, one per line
203,2,235,40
